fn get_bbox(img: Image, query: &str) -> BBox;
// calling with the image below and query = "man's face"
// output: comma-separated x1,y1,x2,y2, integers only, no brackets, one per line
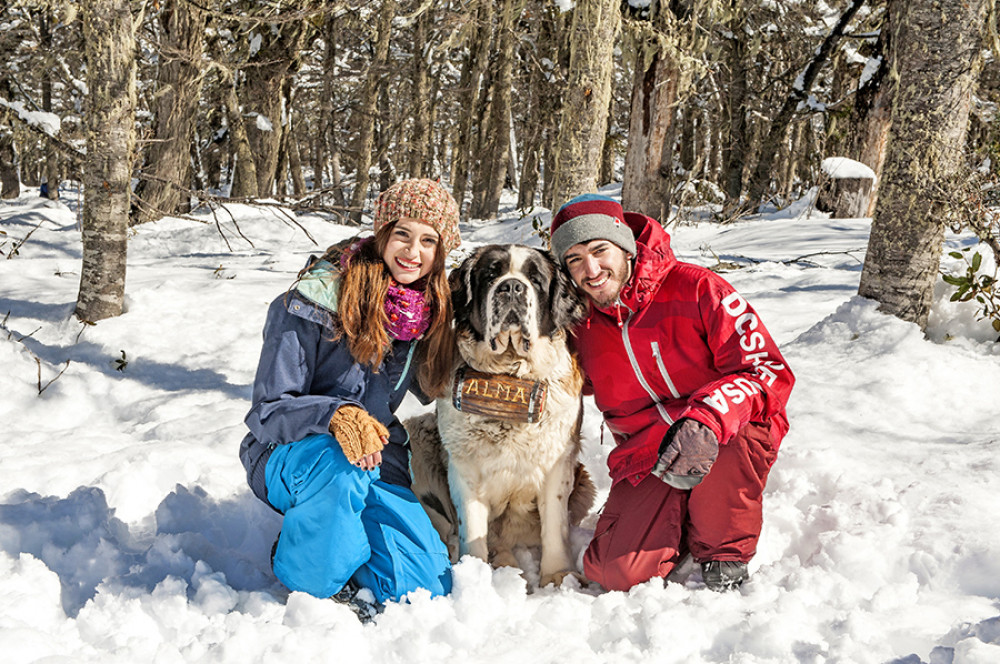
564,240,631,308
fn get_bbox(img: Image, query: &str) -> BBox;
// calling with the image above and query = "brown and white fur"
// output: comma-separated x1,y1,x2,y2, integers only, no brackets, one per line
408,244,595,587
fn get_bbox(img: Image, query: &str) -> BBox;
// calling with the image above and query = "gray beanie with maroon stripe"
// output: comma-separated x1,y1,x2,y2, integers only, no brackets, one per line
550,194,636,263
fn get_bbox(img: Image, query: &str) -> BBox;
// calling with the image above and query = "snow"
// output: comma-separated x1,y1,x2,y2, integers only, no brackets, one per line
254,114,273,132
859,55,883,90
1,184,999,664
821,156,877,181
0,99,62,137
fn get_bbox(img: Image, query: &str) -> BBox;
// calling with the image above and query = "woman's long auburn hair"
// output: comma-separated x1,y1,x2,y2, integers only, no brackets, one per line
312,223,455,399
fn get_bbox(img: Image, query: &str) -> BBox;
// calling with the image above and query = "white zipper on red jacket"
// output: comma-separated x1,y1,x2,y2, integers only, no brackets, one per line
615,298,674,426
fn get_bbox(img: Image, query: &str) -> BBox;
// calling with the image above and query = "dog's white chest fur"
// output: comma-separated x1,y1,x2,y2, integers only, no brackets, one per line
437,337,581,511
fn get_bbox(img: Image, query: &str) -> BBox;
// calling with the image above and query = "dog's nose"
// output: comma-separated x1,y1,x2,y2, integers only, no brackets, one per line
496,279,526,295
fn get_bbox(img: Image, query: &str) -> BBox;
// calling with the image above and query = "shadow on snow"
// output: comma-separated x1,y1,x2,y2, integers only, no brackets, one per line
0,484,282,617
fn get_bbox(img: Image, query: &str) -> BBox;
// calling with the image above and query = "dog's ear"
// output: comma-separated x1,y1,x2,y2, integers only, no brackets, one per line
449,250,478,329
545,251,588,330
449,253,472,308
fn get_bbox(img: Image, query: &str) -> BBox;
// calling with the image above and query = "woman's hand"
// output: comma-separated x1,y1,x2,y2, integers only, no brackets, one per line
355,444,384,471
329,406,388,466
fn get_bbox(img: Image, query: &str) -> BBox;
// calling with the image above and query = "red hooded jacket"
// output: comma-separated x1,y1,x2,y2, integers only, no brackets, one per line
572,213,794,486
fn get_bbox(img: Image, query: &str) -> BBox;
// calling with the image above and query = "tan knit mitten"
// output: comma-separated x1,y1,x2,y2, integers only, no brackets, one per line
329,405,388,464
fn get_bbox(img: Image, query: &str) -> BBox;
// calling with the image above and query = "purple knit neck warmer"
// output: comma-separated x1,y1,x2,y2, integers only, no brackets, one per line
385,280,430,340
339,236,431,341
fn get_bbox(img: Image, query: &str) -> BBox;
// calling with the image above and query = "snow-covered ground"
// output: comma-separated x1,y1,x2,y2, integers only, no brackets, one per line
1,185,998,663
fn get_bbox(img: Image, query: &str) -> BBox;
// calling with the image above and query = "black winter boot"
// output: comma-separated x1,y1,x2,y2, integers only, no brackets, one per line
701,561,748,592
330,581,382,624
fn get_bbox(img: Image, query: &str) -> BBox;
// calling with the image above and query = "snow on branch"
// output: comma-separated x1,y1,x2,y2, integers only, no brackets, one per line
0,98,84,164
0,98,61,137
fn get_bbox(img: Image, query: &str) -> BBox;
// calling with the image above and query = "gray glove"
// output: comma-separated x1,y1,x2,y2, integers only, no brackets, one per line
651,419,719,489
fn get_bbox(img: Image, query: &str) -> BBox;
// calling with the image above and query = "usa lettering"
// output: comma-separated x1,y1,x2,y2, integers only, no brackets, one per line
702,378,761,414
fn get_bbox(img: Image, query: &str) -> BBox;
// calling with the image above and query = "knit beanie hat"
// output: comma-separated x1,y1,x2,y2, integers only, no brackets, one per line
550,194,637,263
373,179,462,253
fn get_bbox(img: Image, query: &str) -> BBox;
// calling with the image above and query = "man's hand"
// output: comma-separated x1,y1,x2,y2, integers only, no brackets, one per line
651,418,719,489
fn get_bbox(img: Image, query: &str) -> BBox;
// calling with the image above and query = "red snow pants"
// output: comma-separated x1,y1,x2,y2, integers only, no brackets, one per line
583,421,779,592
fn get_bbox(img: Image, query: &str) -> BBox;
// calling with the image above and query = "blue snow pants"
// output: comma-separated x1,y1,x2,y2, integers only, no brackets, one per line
264,433,452,603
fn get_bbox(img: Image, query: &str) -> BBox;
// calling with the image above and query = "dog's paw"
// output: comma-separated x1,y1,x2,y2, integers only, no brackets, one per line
539,569,586,588
491,551,520,569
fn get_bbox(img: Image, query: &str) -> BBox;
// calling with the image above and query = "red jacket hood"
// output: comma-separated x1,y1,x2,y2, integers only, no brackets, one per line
593,212,677,316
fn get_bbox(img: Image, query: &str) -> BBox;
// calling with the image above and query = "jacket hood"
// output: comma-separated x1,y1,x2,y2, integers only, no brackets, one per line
605,212,677,314
295,259,341,315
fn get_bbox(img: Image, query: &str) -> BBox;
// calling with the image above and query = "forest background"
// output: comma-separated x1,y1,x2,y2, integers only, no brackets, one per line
2,3,1000,661
1,0,999,337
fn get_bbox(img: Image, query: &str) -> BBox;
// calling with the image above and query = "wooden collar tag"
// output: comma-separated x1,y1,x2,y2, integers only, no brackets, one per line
452,367,547,423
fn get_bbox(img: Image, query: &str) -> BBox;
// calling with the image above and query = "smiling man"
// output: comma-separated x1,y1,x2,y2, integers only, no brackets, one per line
550,194,795,593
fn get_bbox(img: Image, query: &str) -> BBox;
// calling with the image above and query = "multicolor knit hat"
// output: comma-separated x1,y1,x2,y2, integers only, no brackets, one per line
373,179,461,253
550,194,636,263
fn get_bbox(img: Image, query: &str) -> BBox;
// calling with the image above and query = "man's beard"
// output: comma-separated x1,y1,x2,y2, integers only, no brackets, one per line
586,261,630,309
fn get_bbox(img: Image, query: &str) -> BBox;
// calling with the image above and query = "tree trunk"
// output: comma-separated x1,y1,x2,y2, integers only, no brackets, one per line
620,37,679,221
450,0,492,219
468,64,494,217
469,0,517,220
133,0,205,223
287,122,306,197
778,120,804,203
506,102,519,191
857,91,892,218
76,0,136,322
239,22,307,198
706,97,721,184
721,3,749,215
849,16,894,217
408,8,431,179
376,85,394,192
0,131,19,199
201,96,226,191
225,79,258,198
816,157,875,218
517,5,552,212
599,107,617,186
39,10,60,200
679,101,696,176
348,0,395,223
548,0,620,212
317,14,346,206
283,79,306,197
541,3,571,214
190,129,206,192
858,0,989,329
275,144,288,198
427,69,443,177
313,15,334,191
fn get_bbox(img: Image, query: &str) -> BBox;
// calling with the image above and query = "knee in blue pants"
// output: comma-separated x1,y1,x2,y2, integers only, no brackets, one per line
353,481,452,603
264,434,451,603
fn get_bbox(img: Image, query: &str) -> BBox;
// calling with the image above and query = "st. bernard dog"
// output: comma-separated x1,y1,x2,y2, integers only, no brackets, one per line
407,244,596,587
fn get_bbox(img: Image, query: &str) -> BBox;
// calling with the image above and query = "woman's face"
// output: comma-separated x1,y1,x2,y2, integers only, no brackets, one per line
381,217,440,284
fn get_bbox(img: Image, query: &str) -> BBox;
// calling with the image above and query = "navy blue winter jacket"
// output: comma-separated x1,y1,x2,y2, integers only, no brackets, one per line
239,260,423,507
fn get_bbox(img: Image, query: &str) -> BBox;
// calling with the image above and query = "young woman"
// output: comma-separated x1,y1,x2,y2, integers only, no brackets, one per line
239,179,461,613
